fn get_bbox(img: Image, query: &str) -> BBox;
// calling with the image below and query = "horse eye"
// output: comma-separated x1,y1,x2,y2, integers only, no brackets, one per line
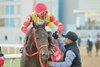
36,37,39,39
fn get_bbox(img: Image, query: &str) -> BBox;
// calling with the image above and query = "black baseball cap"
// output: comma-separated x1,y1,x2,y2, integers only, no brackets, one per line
62,31,78,42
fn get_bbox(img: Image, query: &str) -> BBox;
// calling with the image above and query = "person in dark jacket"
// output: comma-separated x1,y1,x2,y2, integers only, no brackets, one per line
47,31,81,67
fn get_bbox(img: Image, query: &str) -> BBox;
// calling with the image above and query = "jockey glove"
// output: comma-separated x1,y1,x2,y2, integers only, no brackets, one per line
52,31,58,40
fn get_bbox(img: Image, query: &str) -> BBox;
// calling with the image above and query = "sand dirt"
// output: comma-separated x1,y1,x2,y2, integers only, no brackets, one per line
79,46,100,67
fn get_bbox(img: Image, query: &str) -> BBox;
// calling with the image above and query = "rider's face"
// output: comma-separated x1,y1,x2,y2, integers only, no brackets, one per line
38,11,48,20
64,38,73,45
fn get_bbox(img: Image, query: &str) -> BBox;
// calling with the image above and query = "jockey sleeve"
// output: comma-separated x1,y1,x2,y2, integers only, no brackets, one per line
21,13,64,35
50,16,64,33
21,15,32,35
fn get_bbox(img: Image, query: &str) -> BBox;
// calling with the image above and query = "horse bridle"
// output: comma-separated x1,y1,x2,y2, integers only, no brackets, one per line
24,28,49,67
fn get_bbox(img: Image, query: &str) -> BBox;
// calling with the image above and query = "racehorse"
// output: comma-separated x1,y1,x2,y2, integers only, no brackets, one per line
20,26,54,67
86,39,93,56
95,39,100,56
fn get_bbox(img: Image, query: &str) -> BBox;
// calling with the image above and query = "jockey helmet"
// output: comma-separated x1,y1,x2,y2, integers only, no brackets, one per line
34,3,48,15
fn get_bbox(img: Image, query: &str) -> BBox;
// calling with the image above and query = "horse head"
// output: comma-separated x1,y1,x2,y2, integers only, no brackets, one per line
35,28,52,58
24,26,54,67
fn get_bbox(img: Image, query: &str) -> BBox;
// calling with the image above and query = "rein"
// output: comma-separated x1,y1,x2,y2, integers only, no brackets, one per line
24,28,47,67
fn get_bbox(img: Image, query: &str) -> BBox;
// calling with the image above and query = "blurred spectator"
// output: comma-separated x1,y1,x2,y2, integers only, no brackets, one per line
86,31,93,56
95,38,100,56
87,39,93,56
5,35,8,41
95,32,100,56
97,32,100,40
87,31,93,42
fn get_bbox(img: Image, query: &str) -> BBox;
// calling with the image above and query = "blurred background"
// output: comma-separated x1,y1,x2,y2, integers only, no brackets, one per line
0,0,100,67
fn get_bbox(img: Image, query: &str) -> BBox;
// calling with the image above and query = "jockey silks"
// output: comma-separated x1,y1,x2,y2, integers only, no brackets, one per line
21,12,64,35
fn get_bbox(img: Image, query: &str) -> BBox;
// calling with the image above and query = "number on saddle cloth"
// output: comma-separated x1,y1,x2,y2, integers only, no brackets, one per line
51,44,62,62
48,38,62,62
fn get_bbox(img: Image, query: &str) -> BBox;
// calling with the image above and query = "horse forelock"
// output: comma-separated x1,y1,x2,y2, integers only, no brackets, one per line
26,28,48,47
36,28,48,36
37,29,48,46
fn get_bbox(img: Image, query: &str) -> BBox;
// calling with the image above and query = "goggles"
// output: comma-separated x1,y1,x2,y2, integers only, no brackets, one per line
38,11,48,17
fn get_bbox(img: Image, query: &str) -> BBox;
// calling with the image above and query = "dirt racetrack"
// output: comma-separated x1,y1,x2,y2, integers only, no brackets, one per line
79,46,100,67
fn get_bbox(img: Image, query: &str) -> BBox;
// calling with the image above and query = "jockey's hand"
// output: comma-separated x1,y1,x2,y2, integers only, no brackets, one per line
52,31,59,40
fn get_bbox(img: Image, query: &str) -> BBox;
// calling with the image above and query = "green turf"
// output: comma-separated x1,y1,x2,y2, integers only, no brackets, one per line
4,59,20,67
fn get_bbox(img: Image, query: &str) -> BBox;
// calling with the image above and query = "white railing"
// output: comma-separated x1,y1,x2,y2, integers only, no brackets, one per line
0,44,23,54
0,44,23,67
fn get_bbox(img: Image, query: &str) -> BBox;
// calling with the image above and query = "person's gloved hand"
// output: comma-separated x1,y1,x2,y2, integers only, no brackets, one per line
52,31,59,40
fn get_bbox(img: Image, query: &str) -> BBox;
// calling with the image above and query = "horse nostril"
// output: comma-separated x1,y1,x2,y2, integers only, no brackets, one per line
41,52,46,56
42,53,45,56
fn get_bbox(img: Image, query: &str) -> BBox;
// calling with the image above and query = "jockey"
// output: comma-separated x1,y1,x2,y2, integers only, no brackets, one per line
21,3,64,37
21,3,64,61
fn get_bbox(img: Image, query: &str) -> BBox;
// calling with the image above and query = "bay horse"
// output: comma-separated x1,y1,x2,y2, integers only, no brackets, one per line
95,39,100,56
20,26,54,67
